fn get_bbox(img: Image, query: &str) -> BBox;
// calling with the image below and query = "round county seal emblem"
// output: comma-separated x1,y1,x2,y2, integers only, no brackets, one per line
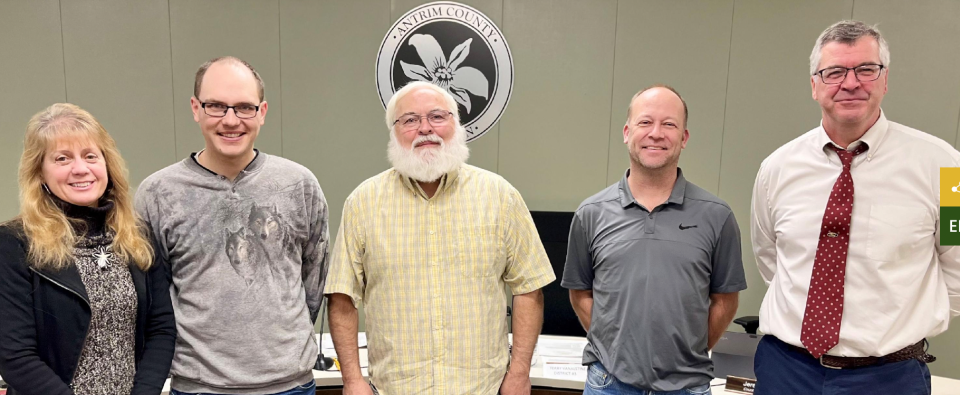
376,1,513,143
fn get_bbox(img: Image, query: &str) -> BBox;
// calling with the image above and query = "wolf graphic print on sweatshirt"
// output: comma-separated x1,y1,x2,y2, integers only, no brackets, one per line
135,151,329,394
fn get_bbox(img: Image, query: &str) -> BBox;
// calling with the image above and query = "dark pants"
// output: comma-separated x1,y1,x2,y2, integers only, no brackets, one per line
754,336,931,395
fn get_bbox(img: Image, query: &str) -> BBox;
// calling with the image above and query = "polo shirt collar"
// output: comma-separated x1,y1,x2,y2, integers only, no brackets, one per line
618,168,688,209
816,109,888,154
398,164,462,199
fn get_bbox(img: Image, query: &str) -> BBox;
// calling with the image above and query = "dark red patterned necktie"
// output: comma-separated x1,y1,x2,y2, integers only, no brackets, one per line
800,143,868,358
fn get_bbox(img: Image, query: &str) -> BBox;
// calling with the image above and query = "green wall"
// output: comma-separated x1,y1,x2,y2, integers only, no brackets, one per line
2,0,958,379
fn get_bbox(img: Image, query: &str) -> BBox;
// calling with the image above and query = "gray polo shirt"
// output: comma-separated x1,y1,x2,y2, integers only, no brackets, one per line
561,169,746,391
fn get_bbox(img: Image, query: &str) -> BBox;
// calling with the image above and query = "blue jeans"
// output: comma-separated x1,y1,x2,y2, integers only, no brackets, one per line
170,380,316,395
754,336,931,395
583,362,712,395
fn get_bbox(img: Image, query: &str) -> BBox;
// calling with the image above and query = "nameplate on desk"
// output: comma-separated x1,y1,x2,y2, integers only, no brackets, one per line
542,363,587,381
725,375,756,393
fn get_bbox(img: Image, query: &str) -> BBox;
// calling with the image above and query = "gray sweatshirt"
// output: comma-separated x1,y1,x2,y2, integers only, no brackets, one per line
135,151,328,394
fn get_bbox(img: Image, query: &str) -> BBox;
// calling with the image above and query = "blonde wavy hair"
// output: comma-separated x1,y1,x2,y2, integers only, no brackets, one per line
16,103,153,270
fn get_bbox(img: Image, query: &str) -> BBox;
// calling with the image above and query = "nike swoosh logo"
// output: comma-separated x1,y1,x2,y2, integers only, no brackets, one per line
679,224,698,230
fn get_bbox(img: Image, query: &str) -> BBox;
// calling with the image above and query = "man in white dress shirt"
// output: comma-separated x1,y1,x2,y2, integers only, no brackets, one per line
751,20,960,395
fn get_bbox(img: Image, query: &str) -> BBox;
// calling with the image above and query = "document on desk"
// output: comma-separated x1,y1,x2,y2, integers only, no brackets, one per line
541,357,587,381
540,356,583,364
537,338,588,357
319,332,367,350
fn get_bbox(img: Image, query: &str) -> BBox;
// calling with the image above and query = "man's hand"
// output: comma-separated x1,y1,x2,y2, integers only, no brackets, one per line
342,379,374,395
499,369,531,395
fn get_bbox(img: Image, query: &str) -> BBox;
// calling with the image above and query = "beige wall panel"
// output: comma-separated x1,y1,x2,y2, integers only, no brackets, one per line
280,0,391,243
499,0,617,211
719,0,853,320
169,0,282,159
854,1,960,379
930,330,960,379
0,0,66,221
60,0,176,187
605,0,735,194
389,0,504,173
279,0,391,332
463,112,501,173
852,1,960,144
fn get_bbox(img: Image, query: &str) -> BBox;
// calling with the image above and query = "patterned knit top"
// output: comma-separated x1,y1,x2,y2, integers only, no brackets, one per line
59,200,138,395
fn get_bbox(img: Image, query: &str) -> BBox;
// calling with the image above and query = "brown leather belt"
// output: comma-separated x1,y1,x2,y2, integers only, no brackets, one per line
787,339,936,369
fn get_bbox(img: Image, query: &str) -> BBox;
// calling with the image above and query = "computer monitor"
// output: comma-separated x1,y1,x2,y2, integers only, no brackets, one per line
529,211,585,337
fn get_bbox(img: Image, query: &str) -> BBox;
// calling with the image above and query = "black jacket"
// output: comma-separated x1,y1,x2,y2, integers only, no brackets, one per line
0,221,176,395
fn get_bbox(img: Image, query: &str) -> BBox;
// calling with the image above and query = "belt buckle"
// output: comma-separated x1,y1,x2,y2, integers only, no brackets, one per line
820,355,842,370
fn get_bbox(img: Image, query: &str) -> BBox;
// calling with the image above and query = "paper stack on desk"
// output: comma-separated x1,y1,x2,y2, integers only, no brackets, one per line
537,338,588,358
319,332,367,350
536,338,588,381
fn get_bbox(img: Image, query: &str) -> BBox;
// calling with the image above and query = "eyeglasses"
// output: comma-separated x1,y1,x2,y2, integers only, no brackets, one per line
200,102,261,119
815,64,885,85
393,110,453,130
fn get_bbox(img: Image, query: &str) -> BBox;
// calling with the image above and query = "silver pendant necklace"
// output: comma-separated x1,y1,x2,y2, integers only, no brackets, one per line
94,245,113,271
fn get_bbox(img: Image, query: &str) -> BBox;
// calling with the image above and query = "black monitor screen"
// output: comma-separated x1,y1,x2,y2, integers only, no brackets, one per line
529,211,585,337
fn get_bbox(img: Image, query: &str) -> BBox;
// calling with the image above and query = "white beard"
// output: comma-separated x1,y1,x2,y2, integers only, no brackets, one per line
388,126,470,182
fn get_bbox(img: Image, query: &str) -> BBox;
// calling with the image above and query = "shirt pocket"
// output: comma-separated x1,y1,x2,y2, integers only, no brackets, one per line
866,204,929,262
455,223,502,278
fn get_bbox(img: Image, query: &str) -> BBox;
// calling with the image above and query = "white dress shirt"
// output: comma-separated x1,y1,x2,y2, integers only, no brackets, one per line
752,111,960,357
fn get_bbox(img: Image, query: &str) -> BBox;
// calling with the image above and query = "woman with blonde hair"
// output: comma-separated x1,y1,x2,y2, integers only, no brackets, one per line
0,103,176,395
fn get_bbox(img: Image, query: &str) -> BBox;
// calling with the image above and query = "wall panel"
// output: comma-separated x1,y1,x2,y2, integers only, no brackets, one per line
498,0,618,211
0,0,66,221
852,0,960,144
279,0,391,241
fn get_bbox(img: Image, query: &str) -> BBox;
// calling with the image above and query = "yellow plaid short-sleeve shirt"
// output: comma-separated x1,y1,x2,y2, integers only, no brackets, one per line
324,164,555,395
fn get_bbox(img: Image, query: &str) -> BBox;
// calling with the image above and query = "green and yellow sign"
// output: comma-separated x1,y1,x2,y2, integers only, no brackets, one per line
941,167,960,245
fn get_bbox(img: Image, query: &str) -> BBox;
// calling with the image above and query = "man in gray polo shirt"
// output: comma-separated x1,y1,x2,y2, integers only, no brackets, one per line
562,85,746,394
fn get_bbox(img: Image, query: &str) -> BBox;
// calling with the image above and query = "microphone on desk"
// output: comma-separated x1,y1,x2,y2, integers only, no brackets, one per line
315,297,336,371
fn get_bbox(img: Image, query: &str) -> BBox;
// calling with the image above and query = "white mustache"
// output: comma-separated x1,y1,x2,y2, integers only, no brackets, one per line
413,134,443,147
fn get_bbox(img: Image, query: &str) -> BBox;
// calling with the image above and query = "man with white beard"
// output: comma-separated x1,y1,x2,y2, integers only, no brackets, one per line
324,81,555,395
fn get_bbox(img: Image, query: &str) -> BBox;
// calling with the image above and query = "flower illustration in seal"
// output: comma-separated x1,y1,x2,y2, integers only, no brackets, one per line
400,34,490,114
